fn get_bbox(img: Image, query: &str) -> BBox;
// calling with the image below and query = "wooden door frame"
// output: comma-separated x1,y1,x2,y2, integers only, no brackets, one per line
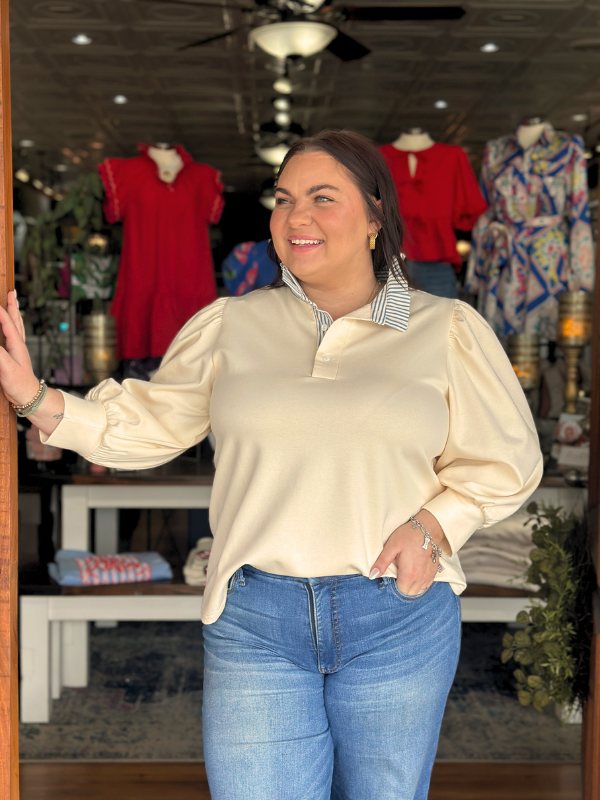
584,194,600,797
0,0,18,796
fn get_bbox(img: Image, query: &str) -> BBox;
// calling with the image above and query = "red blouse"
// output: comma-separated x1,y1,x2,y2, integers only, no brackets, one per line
378,142,487,267
98,144,224,360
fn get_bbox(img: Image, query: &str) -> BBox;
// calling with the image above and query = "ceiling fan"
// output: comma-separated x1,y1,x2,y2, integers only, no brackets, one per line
138,0,465,61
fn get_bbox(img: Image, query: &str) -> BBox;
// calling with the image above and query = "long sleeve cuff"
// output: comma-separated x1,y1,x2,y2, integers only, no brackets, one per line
39,390,108,458
422,487,485,556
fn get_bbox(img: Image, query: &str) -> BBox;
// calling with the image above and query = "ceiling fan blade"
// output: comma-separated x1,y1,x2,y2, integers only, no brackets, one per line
137,0,255,12
338,5,465,22
326,29,370,61
178,26,245,49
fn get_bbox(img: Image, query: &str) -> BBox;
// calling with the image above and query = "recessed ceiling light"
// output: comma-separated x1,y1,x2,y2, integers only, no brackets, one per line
90,141,104,149
15,169,29,182
72,33,92,45
595,144,600,152
113,95,128,104
54,164,68,172
43,186,54,196
32,179,43,190
434,100,448,109
19,139,34,148
583,150,592,159
72,155,81,164
480,42,500,53
572,113,588,122
274,111,291,126
273,77,292,95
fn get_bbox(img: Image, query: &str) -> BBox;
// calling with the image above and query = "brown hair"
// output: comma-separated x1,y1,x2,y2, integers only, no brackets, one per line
266,129,409,286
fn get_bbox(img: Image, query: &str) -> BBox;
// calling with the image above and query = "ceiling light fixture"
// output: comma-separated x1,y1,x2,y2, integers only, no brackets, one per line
480,42,500,53
274,111,291,126
72,33,92,45
250,22,337,59
113,94,128,104
19,139,34,148
32,179,43,190
434,100,448,109
43,187,54,196
15,169,29,183
273,97,291,112
584,150,593,159
54,164,68,172
256,143,290,166
572,113,588,122
273,77,293,94
90,141,104,149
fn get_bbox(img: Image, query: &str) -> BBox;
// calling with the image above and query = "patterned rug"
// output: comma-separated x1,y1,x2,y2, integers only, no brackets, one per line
19,622,580,761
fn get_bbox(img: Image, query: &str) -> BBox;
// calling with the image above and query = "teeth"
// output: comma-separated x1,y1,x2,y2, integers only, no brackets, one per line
290,239,323,245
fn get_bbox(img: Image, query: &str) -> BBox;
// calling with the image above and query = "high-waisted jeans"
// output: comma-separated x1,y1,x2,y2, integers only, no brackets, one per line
202,564,461,800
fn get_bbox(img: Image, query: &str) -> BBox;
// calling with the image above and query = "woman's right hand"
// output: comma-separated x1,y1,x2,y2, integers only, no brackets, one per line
0,290,40,406
0,290,65,435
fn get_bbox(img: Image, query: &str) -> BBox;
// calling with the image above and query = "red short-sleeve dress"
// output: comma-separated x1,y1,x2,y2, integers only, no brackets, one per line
98,143,224,360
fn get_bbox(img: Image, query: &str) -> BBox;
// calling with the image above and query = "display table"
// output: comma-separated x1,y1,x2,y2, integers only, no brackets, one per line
58,462,214,693
19,466,583,724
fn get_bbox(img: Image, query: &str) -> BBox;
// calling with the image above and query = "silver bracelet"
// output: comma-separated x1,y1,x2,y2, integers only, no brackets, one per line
409,516,445,573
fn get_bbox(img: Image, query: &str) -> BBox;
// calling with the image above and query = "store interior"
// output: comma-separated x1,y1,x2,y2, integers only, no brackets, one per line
10,0,600,797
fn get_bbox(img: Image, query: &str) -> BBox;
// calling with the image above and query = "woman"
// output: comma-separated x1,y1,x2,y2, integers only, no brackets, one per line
0,131,542,799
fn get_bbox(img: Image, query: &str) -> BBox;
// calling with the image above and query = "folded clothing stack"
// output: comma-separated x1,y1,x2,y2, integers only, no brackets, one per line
459,486,587,591
48,550,173,587
183,537,213,586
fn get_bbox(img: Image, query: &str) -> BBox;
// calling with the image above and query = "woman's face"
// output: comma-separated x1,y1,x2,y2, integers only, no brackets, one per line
270,151,375,285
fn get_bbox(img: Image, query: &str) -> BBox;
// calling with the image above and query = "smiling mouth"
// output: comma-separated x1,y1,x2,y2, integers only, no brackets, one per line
289,238,324,246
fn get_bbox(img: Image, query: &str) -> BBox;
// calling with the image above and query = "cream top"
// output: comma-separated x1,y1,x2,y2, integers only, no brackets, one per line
43,283,543,623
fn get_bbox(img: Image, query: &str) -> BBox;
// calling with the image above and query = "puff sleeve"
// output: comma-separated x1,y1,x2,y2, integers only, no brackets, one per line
41,298,228,469
422,301,543,556
451,147,487,232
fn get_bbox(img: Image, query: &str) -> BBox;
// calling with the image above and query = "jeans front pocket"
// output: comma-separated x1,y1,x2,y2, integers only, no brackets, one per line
226,567,244,595
388,577,436,602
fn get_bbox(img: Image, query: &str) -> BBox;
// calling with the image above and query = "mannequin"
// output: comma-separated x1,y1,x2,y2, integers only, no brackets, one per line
98,143,224,360
392,128,435,178
466,120,594,338
147,143,184,183
516,118,549,150
379,129,486,299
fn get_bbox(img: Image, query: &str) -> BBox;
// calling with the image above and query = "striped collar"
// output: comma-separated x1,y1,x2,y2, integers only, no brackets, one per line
280,259,411,345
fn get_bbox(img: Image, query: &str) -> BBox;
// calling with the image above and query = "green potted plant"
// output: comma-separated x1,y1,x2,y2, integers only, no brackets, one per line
24,173,120,375
501,502,595,718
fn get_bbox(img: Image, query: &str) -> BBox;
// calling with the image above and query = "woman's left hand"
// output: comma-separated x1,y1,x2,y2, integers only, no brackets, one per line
369,510,450,596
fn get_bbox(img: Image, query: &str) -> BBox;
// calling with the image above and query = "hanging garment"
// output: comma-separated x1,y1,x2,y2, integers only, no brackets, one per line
378,142,487,267
98,144,224,360
221,240,277,296
466,125,594,338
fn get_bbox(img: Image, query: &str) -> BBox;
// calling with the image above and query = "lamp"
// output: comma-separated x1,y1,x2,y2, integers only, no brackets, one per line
256,143,290,166
557,291,593,413
249,22,337,59
507,334,541,392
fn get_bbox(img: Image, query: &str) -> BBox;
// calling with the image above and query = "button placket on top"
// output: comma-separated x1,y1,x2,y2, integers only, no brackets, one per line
311,318,353,380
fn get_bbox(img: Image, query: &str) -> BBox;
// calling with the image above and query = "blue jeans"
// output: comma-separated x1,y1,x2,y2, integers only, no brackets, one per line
202,564,461,800
405,260,458,299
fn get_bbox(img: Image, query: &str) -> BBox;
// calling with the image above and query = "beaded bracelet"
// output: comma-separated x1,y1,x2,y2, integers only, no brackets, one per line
12,380,48,418
409,516,445,573
12,379,45,410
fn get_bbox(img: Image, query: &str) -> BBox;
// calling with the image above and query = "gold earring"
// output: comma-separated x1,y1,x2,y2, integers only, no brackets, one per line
369,232,378,250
